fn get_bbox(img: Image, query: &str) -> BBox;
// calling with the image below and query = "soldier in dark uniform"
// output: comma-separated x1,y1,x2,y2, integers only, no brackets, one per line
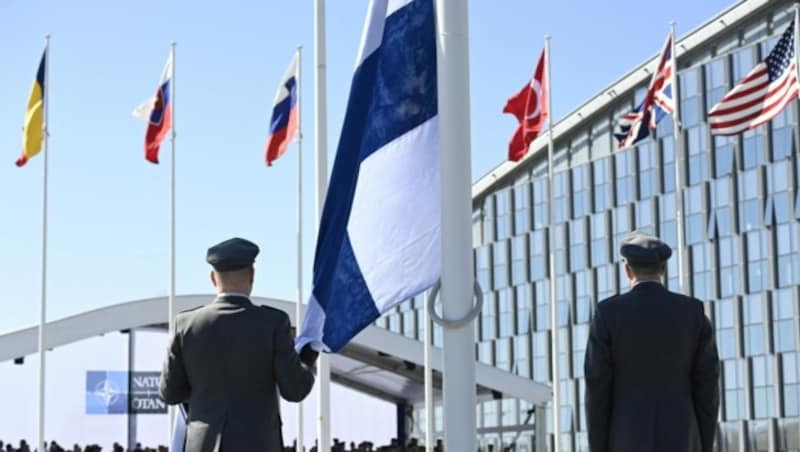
584,231,720,452
160,237,318,452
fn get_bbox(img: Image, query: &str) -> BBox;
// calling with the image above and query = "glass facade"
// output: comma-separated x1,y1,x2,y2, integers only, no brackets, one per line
382,3,800,451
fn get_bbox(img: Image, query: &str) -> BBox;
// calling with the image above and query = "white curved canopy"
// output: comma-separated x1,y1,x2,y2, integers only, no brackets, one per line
0,295,551,405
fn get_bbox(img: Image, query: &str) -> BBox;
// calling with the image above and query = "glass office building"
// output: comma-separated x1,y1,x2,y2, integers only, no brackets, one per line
380,1,800,450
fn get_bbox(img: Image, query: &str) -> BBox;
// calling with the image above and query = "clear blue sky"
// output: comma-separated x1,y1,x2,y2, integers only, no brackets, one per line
0,0,733,333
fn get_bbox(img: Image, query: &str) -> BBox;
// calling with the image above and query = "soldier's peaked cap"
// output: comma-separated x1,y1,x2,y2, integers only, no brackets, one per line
620,230,672,265
206,237,259,272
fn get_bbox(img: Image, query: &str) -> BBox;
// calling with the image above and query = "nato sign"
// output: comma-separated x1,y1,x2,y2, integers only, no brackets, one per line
86,371,166,415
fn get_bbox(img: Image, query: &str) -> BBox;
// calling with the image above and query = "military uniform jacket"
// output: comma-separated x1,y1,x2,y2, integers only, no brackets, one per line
160,295,315,452
584,282,720,452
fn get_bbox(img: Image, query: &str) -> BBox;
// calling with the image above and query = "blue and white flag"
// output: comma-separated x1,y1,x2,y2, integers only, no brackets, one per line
297,0,440,353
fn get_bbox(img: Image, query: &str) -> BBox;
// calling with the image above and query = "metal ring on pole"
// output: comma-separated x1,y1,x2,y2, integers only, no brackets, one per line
427,280,483,329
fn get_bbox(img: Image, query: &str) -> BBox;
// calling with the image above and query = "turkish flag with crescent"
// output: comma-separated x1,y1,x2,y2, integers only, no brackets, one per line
503,49,548,162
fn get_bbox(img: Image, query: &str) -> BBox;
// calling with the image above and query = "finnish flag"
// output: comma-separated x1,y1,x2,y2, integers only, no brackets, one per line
297,0,440,352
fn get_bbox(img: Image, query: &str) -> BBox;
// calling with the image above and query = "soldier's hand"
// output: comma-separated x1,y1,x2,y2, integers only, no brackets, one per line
300,344,319,367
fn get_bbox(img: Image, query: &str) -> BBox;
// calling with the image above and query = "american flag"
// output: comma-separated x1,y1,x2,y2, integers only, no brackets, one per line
615,33,676,149
709,20,800,136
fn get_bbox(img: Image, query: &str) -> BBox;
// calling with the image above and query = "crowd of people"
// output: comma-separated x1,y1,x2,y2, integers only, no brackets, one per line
0,440,167,452
284,438,443,452
1,439,442,452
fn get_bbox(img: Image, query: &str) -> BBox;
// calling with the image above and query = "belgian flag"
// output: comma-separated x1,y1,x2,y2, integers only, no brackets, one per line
16,49,46,167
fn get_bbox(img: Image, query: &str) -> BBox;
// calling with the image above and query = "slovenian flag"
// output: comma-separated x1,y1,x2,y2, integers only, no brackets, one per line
265,53,299,166
133,53,173,164
297,0,440,353
16,49,47,167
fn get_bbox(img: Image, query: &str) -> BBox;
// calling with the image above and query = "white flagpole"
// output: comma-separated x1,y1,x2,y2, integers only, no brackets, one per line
545,34,561,452
434,1,477,451
314,1,332,451
37,34,51,452
795,7,799,100
295,44,305,452
168,40,177,442
669,24,687,294
423,292,433,452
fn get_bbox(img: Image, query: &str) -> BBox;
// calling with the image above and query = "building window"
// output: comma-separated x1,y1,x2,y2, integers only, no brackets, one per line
528,229,547,281
533,331,550,383
751,355,775,419
659,193,679,289
516,284,532,335
534,280,549,331
590,119,611,158
615,149,635,205
402,309,416,339
498,288,514,338
684,184,706,245
595,264,616,301
766,160,793,225
572,324,588,379
710,177,734,239
532,176,549,230
743,294,766,356
573,164,591,218
481,292,496,341
776,223,800,287
593,157,612,212
483,400,498,428
569,218,587,272
612,205,632,258
634,199,655,236
743,127,767,170
483,196,495,244
738,168,762,232
475,245,492,293
511,234,528,286
513,182,531,235
637,141,658,200
771,107,795,161
472,210,483,247
746,230,770,293
691,243,713,301
772,288,797,353
496,337,511,371
559,379,574,433
494,240,510,290
680,68,701,128
556,274,572,327
501,399,517,427
782,352,800,417
723,359,747,420
513,335,530,378
553,171,570,223
686,125,709,185
558,326,571,379
717,236,740,299
574,270,592,324
496,189,512,240
477,341,493,365
714,134,736,178
715,298,738,360
590,212,609,267
554,224,568,274
705,55,727,109
389,313,401,334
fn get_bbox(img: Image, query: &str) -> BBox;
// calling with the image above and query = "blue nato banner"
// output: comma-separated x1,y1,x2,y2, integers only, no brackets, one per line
86,371,166,415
